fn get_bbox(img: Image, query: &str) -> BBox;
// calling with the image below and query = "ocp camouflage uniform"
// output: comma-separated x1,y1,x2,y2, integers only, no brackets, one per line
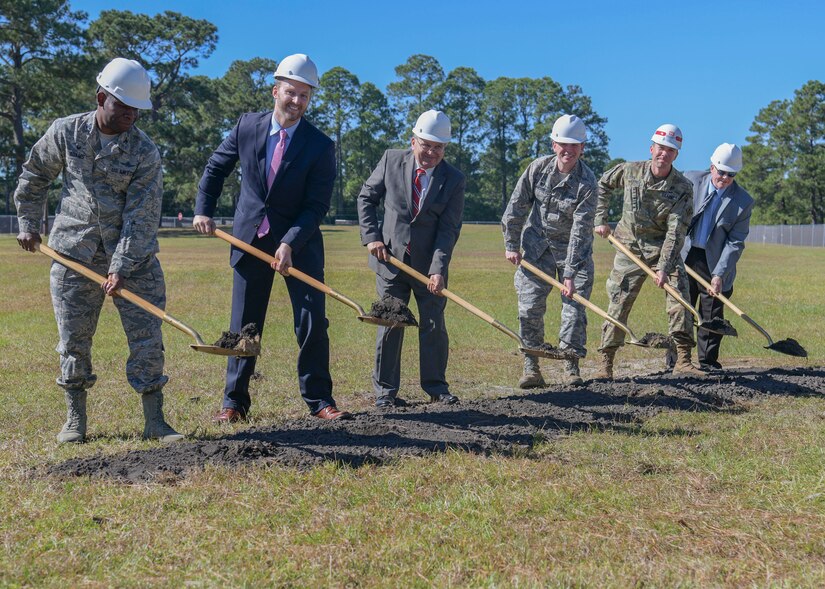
502,155,598,370
14,111,168,394
595,160,694,350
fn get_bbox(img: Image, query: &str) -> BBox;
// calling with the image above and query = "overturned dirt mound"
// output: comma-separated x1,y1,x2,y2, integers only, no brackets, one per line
46,366,825,484
367,295,418,326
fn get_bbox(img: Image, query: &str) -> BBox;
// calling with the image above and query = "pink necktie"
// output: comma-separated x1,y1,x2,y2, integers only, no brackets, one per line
257,129,288,238
406,168,426,254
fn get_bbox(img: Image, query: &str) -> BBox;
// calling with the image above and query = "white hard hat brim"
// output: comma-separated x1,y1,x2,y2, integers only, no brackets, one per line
414,130,450,144
553,135,585,144
713,161,742,173
275,74,318,89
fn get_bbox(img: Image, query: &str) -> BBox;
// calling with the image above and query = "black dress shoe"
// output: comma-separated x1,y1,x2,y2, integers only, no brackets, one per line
429,393,459,405
376,396,407,408
699,361,722,372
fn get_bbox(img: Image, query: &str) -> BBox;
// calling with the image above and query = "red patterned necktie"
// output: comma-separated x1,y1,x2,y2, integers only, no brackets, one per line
257,128,288,238
412,167,426,218
406,167,426,254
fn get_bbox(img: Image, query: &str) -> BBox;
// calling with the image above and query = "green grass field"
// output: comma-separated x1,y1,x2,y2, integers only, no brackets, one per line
1,226,824,587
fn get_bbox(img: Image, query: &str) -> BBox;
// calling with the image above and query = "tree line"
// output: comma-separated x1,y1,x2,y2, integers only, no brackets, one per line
2,2,823,224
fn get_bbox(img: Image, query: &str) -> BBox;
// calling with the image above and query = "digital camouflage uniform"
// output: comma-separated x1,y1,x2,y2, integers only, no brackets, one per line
14,111,168,395
502,156,598,370
595,160,695,350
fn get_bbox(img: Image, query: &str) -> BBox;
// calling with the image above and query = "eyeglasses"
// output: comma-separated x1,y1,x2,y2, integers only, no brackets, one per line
713,166,736,178
415,138,445,154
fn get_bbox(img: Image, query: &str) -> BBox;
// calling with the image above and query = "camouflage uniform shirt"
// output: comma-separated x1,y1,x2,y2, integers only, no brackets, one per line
502,155,598,278
14,111,163,276
595,160,693,273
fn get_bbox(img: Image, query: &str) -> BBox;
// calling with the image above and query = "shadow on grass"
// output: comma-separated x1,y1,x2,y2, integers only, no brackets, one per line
44,366,824,483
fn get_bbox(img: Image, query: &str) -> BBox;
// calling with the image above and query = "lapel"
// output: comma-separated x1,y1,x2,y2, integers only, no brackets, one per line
696,175,715,216
255,114,270,194
402,151,414,216
417,162,447,218
266,118,308,202
715,182,735,224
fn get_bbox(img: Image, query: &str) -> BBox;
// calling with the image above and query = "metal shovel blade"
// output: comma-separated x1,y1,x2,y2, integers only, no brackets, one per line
357,315,417,328
699,318,738,337
190,344,258,357
766,338,808,358
520,345,578,360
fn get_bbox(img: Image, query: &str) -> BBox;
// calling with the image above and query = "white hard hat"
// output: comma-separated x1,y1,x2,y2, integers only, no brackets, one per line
274,54,319,88
413,110,451,143
96,58,152,109
551,114,587,144
710,143,743,173
651,123,683,150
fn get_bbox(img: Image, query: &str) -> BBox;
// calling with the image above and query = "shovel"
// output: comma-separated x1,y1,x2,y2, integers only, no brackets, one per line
518,259,672,349
684,264,807,357
37,243,256,357
214,229,415,328
606,234,738,337
387,255,574,359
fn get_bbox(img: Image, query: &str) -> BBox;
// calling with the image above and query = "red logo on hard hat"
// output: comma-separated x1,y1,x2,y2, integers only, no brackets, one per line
655,130,681,141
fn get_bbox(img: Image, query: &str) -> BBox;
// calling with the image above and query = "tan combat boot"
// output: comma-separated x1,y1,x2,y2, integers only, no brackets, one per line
671,345,705,377
518,357,546,389
141,391,184,442
593,348,616,380
57,389,87,444
563,358,584,385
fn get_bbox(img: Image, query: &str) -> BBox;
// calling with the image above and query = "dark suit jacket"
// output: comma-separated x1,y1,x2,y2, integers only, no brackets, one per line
357,148,465,279
195,112,335,267
682,170,754,291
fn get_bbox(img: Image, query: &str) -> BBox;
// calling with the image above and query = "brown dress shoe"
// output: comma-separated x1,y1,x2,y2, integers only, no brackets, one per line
314,406,352,420
212,407,248,423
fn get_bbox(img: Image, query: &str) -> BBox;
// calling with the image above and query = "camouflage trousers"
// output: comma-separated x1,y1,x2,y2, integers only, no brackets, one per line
49,245,168,394
515,248,594,370
598,250,694,351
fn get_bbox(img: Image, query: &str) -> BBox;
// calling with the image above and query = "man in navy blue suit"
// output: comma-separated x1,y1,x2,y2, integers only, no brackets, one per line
193,54,350,422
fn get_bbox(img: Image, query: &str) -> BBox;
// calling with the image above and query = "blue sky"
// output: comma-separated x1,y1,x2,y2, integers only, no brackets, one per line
71,0,824,171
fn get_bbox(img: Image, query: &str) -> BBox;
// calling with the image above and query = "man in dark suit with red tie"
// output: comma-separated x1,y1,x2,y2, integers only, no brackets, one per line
193,53,350,422
357,110,466,408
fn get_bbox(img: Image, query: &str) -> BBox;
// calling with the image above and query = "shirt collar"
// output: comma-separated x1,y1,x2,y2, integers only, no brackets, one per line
413,160,436,179
270,113,300,139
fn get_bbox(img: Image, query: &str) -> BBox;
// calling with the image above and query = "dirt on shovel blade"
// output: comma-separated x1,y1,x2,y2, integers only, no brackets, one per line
638,332,673,349
214,323,261,355
367,295,418,326
527,343,577,360
701,318,737,335
768,338,807,357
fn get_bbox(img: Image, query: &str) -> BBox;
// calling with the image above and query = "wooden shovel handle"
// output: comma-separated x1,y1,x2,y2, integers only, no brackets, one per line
607,234,700,321
387,255,522,344
213,229,366,315
36,243,205,344
683,263,774,345
518,259,637,340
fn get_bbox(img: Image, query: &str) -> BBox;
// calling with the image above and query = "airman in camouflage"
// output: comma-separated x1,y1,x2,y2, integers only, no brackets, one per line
502,115,597,388
593,123,704,379
14,58,183,443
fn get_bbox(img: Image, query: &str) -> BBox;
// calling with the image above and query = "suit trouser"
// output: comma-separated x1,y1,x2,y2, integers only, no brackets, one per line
685,246,733,367
599,250,695,351
373,266,450,399
50,244,168,394
515,248,594,370
223,234,334,415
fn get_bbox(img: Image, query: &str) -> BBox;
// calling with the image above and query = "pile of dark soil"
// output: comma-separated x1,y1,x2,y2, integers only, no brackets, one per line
638,332,673,349
45,366,825,484
367,295,418,326
213,323,260,354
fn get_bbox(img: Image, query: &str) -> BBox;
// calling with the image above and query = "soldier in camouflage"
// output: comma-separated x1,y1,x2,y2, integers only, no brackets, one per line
593,124,704,379
502,115,598,388
14,58,183,443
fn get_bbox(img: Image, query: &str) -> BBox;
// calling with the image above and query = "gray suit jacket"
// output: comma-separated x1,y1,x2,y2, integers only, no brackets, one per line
357,149,465,279
682,170,754,291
